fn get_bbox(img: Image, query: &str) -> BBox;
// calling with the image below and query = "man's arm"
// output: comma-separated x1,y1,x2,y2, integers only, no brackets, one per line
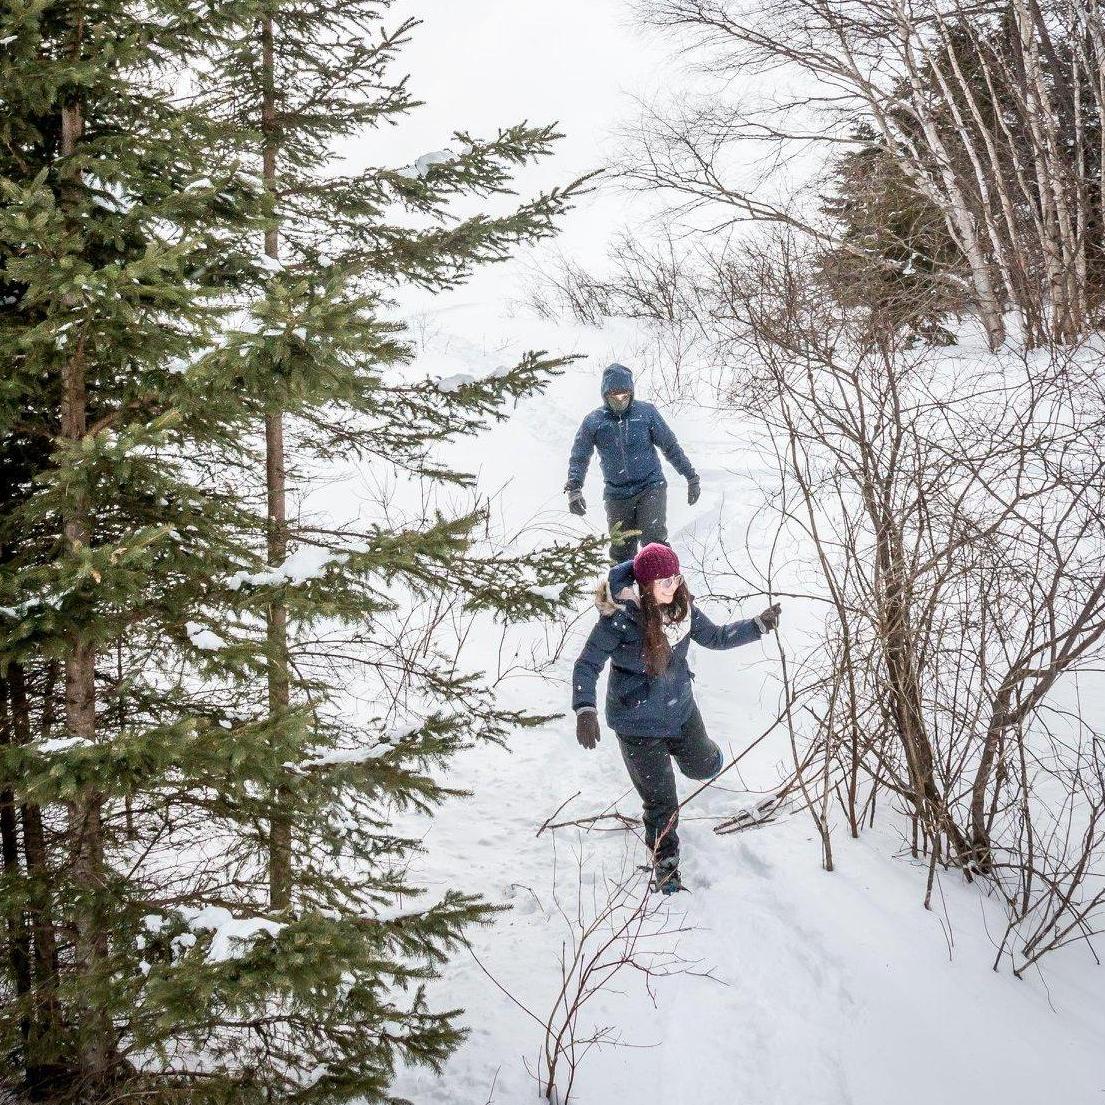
566,414,598,492
649,407,697,481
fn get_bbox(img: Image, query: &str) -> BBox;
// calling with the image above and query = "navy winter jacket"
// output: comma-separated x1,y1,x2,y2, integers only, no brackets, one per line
572,561,763,740
566,364,697,501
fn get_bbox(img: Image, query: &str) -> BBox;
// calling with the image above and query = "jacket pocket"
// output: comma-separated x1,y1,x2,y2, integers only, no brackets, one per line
617,672,650,709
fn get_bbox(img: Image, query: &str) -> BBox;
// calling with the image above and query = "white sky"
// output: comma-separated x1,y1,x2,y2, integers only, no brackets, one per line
363,0,678,300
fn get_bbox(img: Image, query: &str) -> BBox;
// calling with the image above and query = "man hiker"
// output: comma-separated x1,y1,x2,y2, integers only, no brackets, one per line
564,363,700,563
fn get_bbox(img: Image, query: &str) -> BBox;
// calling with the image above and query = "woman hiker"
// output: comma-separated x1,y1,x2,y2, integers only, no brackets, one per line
571,542,781,894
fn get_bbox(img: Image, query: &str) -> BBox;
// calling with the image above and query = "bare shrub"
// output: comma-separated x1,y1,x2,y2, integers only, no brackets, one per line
471,835,715,1105
701,234,1105,969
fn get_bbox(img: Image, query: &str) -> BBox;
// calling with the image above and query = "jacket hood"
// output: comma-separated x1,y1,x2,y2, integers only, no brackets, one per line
594,559,638,615
601,363,634,398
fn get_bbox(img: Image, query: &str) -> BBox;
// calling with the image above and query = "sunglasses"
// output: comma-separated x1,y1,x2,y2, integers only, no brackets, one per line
655,573,682,588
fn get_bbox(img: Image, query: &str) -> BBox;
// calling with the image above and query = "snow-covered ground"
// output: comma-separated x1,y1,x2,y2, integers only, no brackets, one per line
311,4,1105,1100
310,305,1105,1104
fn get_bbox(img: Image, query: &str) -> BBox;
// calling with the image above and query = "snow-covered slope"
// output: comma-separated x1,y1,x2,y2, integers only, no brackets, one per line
314,304,1105,1105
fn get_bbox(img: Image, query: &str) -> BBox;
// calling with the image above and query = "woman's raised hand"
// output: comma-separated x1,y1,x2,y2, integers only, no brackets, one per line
754,603,782,634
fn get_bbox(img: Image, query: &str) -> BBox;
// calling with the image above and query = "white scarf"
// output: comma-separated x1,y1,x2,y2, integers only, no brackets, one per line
662,610,690,649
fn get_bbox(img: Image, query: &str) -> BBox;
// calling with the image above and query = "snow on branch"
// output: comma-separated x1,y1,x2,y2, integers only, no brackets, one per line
178,905,286,964
432,363,514,393
394,144,473,180
226,546,344,591
185,621,227,651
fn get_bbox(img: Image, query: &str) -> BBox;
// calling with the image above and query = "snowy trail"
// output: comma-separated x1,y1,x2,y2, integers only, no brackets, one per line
326,308,1105,1105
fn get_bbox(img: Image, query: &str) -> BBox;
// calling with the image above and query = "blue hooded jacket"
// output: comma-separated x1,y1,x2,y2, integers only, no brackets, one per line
572,560,763,740
566,364,697,501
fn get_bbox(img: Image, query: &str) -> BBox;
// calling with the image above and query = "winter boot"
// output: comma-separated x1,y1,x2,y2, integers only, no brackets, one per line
651,854,683,895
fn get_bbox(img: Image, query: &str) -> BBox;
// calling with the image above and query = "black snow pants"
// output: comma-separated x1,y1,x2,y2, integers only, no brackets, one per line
616,702,722,863
604,482,668,564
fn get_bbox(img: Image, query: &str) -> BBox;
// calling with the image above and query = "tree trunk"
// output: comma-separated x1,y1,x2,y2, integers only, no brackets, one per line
861,454,971,868
838,4,1008,350
10,663,63,1088
0,674,34,1060
60,93,114,1081
262,13,292,910
969,686,1013,869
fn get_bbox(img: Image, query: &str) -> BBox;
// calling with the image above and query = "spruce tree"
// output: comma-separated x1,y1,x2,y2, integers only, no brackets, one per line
817,123,963,344
1,2,600,1101
1,0,273,1091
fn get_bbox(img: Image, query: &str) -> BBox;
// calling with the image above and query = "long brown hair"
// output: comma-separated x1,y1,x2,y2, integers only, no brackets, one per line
640,580,692,677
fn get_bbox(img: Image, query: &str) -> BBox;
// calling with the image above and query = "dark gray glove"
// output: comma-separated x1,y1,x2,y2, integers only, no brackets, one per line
687,477,701,506
567,490,586,517
576,709,600,750
754,603,782,634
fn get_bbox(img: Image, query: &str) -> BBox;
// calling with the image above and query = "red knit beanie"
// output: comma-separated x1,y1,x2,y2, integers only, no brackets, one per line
632,542,680,585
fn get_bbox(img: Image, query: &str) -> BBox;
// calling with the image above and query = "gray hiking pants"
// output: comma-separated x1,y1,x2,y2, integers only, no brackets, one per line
604,483,668,564
616,703,723,863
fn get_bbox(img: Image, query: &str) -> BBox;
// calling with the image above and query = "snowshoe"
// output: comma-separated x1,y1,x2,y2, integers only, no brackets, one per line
730,794,782,829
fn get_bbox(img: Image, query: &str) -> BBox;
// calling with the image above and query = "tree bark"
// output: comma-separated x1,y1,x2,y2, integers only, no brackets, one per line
262,13,292,910
0,674,33,1058
859,422,971,867
60,91,114,1081
10,663,62,1063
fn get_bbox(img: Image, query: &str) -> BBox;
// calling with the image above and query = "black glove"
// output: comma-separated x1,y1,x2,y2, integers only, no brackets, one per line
567,490,586,517
687,477,701,506
576,709,600,750
754,603,782,634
